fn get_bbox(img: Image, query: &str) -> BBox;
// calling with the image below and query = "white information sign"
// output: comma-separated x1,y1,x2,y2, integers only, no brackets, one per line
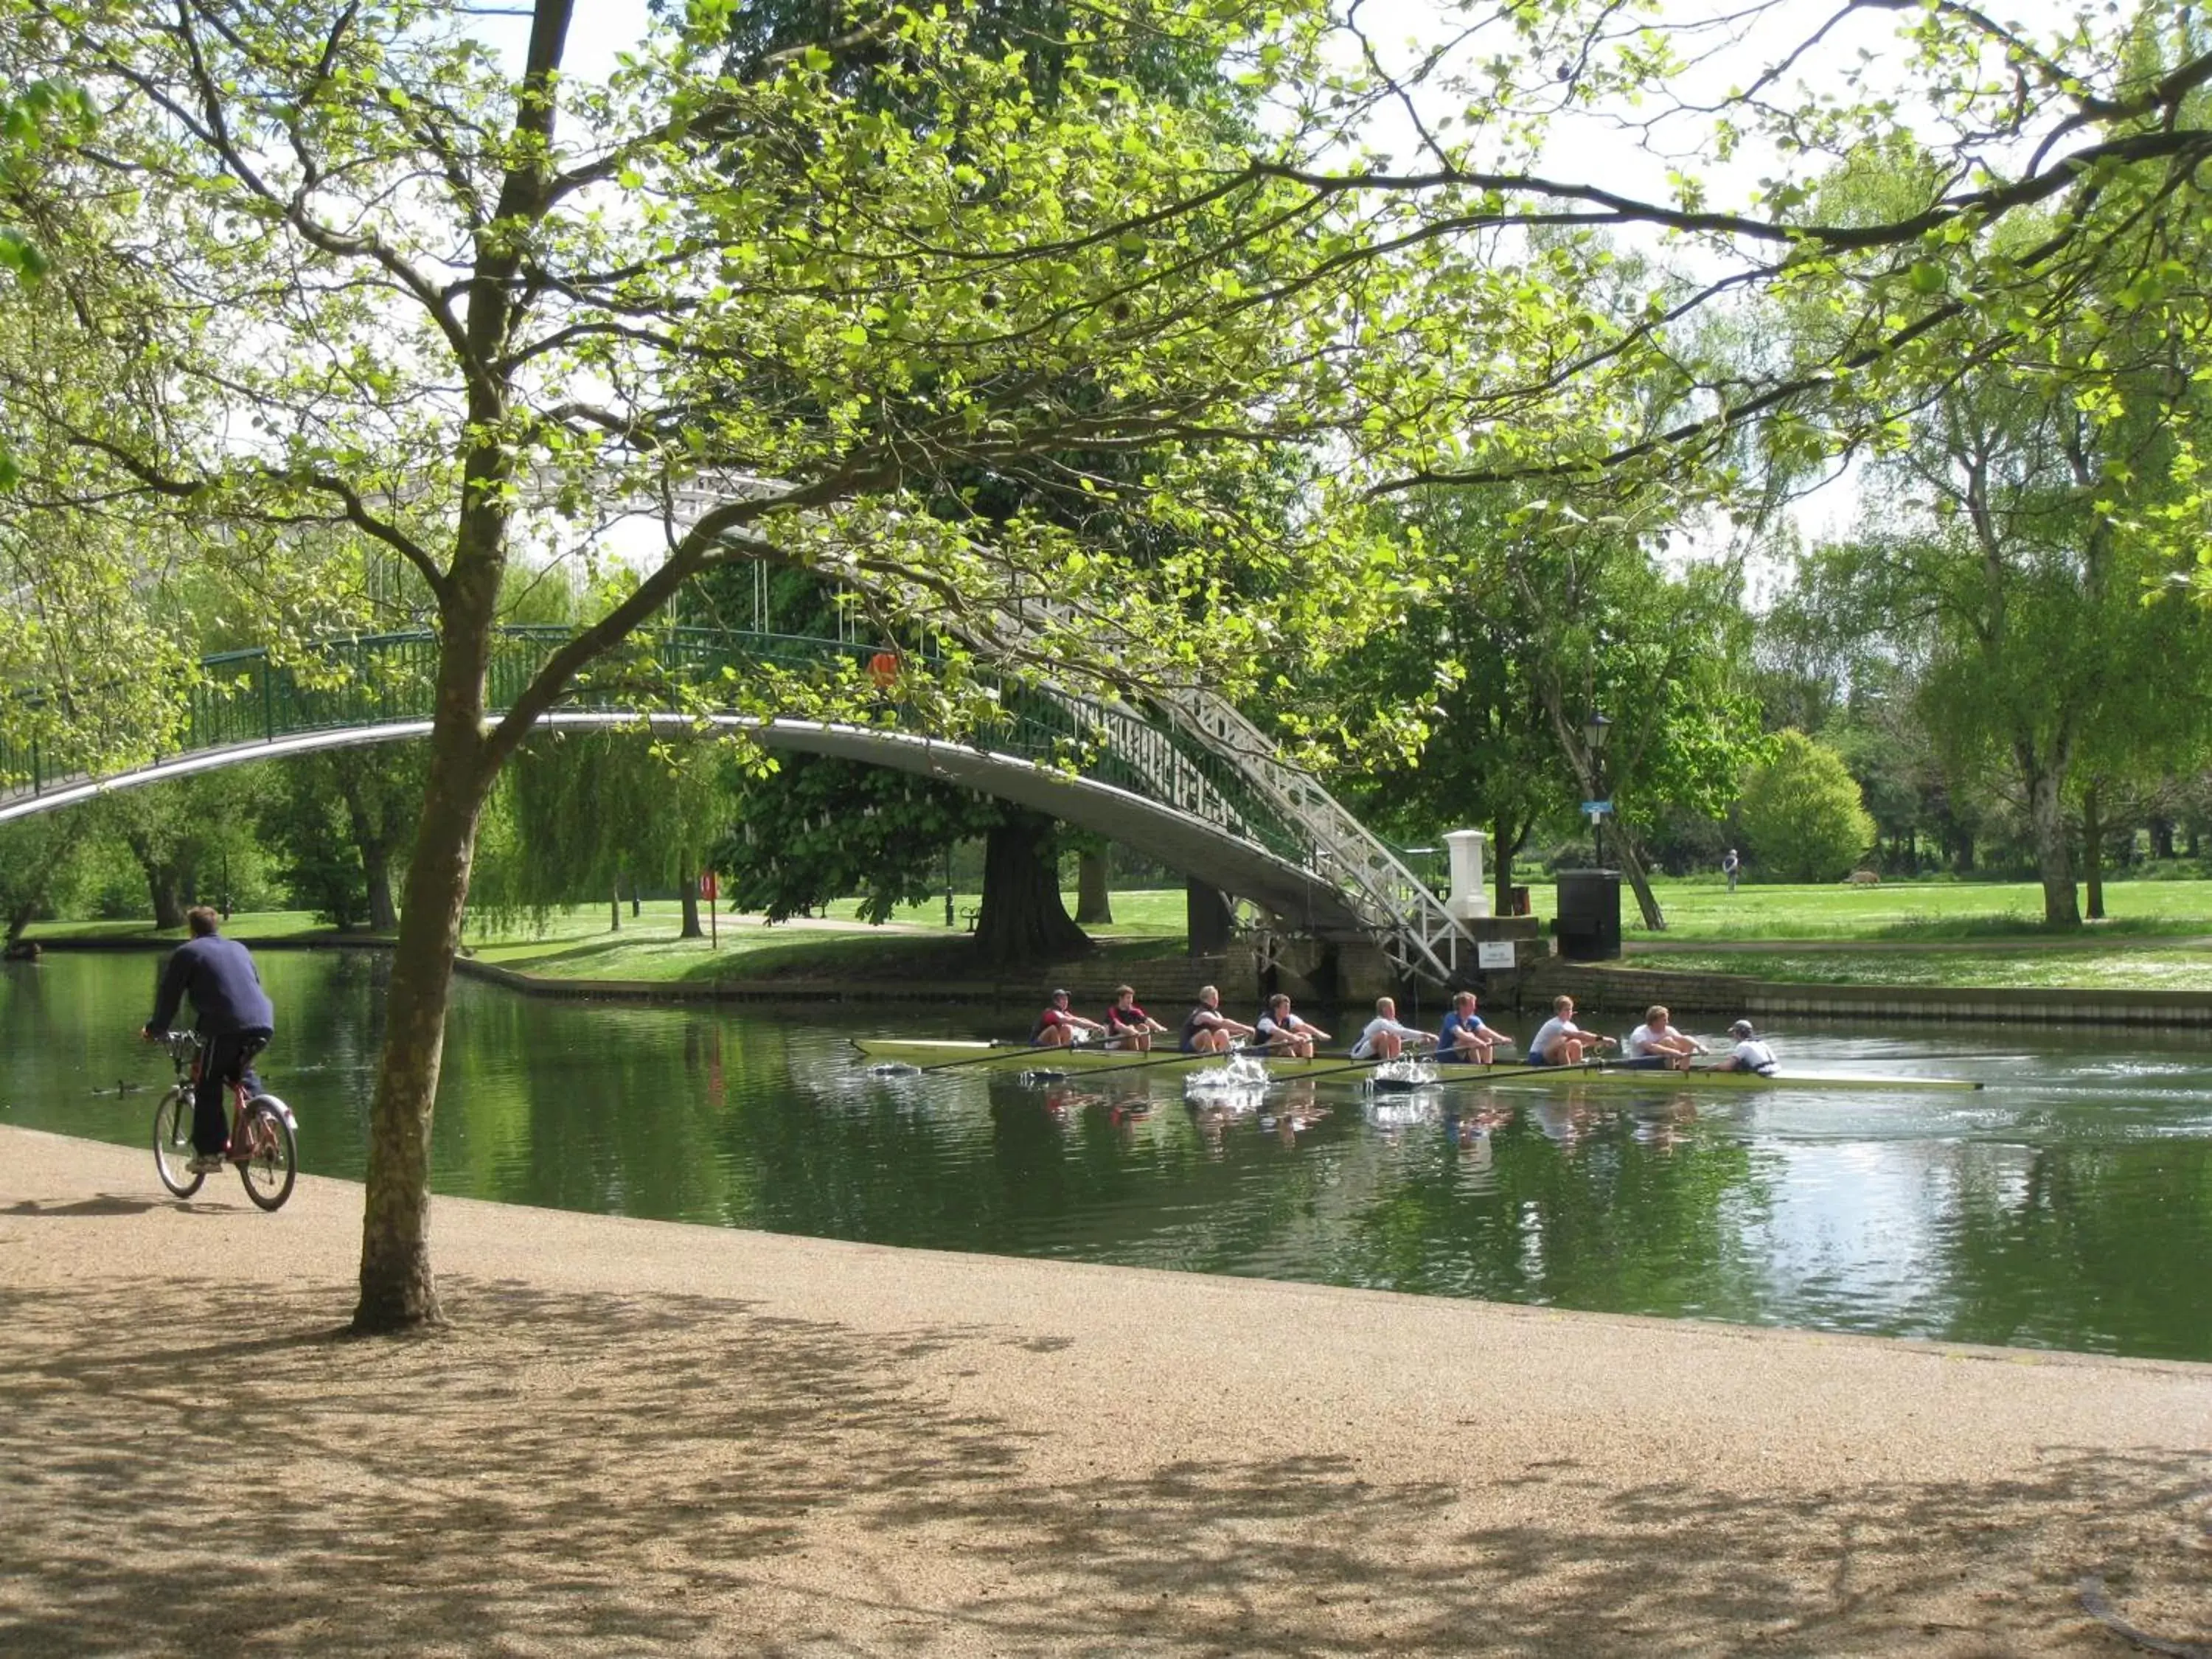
1476,941,1517,970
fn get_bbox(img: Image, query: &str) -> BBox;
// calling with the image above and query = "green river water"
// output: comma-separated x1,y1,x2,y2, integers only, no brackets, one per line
4,949,2210,1361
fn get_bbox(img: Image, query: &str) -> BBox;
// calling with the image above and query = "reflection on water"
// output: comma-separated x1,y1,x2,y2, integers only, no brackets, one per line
7,950,2212,1360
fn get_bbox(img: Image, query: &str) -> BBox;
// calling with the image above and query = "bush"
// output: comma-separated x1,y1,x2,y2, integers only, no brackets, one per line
1736,731,1877,882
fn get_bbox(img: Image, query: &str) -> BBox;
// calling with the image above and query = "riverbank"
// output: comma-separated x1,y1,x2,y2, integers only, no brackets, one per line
4,1126,2208,1656
27,881,2212,1024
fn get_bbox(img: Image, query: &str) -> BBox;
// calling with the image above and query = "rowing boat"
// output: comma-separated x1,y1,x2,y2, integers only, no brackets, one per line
850,1039,1984,1091
1438,1065,1982,1093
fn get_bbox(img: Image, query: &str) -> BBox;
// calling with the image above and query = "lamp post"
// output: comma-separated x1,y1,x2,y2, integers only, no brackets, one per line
1584,709,1613,867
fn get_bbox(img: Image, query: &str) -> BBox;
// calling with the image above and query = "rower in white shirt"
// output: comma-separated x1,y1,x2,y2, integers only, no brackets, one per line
1349,996,1437,1061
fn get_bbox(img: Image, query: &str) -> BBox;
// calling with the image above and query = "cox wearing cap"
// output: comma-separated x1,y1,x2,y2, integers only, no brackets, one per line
1719,1019,1778,1076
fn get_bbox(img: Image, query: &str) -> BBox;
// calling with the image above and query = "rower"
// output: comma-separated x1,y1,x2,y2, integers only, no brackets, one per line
1180,985,1255,1054
1436,990,1512,1065
1716,1019,1778,1075
1350,996,1437,1062
1032,990,1105,1049
1102,985,1169,1052
1526,995,1617,1067
1623,1004,1702,1071
1253,992,1331,1059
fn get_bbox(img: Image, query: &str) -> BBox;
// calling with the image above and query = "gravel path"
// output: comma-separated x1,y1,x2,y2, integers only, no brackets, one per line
4,1124,2208,1656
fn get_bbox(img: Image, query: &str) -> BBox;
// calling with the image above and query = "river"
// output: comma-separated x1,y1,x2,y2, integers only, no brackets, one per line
5,949,2210,1361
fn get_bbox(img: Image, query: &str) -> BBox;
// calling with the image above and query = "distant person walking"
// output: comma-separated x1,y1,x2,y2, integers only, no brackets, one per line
141,906,275,1172
1722,848,1741,893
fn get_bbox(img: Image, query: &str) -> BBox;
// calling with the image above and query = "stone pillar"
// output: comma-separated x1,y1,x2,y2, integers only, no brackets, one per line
1443,829,1492,921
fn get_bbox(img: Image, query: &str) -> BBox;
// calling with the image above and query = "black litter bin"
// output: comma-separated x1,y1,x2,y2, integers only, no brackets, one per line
1554,869,1622,961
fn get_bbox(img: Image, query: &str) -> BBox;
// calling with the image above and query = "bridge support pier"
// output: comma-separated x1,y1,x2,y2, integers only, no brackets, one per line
1186,880,1234,958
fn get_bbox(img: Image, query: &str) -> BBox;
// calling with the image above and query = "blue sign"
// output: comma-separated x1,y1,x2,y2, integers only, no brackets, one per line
1582,799,1613,815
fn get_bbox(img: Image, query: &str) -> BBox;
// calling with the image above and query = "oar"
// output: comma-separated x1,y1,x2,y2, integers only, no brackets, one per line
1405,1053,1624,1086
1298,1043,1537,1087
865,1042,1024,1077
1276,1053,1411,1085
1052,1043,1284,1079
870,1038,1128,1082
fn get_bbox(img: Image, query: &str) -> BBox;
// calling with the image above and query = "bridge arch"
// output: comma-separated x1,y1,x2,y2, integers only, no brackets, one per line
0,712,1371,936
0,626,1471,975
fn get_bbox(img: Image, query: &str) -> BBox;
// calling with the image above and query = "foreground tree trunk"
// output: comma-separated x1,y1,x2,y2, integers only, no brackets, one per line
1074,848,1113,925
974,811,1091,963
354,686,496,1332
679,869,703,939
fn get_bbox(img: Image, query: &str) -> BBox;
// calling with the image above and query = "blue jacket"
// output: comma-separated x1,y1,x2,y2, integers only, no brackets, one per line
147,934,274,1037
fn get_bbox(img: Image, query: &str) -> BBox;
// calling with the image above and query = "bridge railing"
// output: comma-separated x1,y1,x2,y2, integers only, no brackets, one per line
0,629,1318,877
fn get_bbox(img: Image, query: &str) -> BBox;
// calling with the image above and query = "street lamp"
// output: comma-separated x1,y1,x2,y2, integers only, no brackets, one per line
1584,710,1613,866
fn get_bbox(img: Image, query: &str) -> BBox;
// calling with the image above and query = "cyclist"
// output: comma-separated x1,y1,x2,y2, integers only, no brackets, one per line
142,906,275,1173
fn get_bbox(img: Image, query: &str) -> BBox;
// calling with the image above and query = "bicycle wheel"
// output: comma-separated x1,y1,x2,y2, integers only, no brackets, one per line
234,1097,296,1211
151,1086,205,1198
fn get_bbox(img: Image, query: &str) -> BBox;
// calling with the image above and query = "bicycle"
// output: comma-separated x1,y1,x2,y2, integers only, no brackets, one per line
149,1031,299,1211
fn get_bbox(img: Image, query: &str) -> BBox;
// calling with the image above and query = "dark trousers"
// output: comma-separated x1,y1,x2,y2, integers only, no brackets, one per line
195,1029,271,1155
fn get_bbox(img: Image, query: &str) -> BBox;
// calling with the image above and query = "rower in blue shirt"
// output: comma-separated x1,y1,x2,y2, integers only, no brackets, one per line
1436,990,1513,1065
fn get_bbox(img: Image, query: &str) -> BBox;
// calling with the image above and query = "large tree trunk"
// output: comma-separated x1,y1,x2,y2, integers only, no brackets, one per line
353,705,495,1332
2082,781,2105,922
973,812,1090,963
1074,847,1113,925
679,868,703,939
147,871,185,932
2024,759,2081,928
1534,685,1664,930
1602,820,1666,931
124,831,187,930
363,846,399,933
340,765,403,932
1490,810,1528,914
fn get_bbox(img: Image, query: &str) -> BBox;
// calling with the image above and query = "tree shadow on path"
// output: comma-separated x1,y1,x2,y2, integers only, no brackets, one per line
1,1270,2206,1656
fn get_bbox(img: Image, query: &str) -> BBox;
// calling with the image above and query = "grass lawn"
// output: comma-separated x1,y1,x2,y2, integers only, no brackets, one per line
27,879,2212,992
459,891,1192,984
1623,947,2212,991
24,911,369,945
1620,877,2212,941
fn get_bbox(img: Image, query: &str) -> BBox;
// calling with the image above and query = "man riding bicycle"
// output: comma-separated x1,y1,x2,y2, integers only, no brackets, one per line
142,906,275,1174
